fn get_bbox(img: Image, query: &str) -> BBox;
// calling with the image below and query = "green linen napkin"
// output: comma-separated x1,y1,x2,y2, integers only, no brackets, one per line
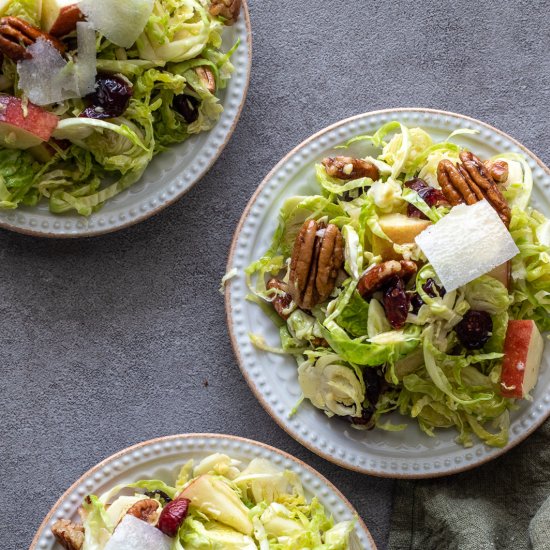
388,419,550,550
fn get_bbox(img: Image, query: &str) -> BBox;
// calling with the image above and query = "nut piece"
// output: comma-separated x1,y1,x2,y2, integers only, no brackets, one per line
126,498,161,525
266,278,293,320
437,151,511,226
358,260,418,298
209,0,242,24
0,16,65,61
483,159,509,183
195,66,216,94
289,220,344,309
322,156,380,181
51,519,84,550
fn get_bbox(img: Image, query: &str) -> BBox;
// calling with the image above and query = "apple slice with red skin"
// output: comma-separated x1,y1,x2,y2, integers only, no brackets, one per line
42,0,83,36
500,320,544,399
0,96,59,149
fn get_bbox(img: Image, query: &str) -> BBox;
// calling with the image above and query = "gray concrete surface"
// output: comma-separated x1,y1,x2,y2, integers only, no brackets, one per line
2,1,550,549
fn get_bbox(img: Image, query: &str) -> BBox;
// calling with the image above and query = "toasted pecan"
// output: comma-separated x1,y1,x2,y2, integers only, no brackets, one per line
126,499,160,525
289,220,344,309
209,0,241,24
437,151,511,226
51,519,84,550
322,156,380,181
483,159,509,183
0,16,65,61
357,260,418,298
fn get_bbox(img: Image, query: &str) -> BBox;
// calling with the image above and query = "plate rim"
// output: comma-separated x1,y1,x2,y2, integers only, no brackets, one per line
29,433,376,550
2,2,252,239
225,107,550,478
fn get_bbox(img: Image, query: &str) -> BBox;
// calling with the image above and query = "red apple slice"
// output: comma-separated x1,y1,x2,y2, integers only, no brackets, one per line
0,96,59,149
42,0,83,36
500,320,544,399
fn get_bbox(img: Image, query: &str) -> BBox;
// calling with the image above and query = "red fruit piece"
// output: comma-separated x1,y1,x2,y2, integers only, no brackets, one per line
0,95,59,147
455,310,492,350
82,74,133,120
157,498,190,537
383,276,410,329
405,178,450,219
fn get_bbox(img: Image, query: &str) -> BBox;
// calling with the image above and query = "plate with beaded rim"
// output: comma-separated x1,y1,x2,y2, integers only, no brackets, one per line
0,3,251,238
225,108,550,478
29,434,375,550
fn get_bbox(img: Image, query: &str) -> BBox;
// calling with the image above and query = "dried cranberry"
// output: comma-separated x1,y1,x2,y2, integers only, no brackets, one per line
383,276,410,329
409,292,424,314
344,368,384,427
405,178,449,219
83,74,133,119
455,310,493,350
409,278,445,314
145,490,172,504
345,405,375,427
173,94,200,124
423,278,445,298
364,367,384,406
157,498,190,537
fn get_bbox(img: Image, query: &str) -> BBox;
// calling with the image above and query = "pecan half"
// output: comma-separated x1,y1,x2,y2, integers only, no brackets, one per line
437,152,511,226
0,16,65,61
266,278,293,320
289,220,344,309
483,159,509,183
126,499,160,525
195,66,216,94
209,0,242,24
357,260,418,298
322,156,380,181
51,519,84,550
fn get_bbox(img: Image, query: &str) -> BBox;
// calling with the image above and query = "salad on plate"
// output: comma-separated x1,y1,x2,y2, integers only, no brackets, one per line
0,0,240,215
245,121,550,448
51,452,356,549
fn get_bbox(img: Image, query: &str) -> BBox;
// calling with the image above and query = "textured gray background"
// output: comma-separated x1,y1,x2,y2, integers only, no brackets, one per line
2,1,550,549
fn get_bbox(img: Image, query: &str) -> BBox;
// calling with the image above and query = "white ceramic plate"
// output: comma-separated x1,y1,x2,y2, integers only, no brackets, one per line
30,434,375,550
226,108,550,478
0,6,251,238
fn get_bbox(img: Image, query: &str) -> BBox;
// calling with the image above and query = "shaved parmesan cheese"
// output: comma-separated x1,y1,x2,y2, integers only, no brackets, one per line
73,22,96,96
80,0,154,48
18,39,68,105
415,200,519,292
104,516,172,550
17,23,96,105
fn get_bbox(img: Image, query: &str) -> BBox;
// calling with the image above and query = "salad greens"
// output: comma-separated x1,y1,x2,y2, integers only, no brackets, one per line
245,122,550,448
54,452,357,549
0,0,238,215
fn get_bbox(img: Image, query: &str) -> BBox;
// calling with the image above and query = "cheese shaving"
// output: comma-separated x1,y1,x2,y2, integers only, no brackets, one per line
415,200,519,291
80,0,154,48
17,23,97,106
